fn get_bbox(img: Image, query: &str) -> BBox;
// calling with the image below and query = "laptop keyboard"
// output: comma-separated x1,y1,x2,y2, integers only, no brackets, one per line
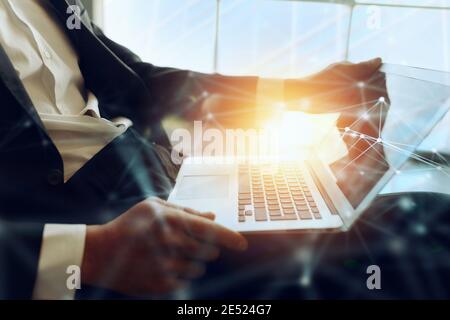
238,163,322,223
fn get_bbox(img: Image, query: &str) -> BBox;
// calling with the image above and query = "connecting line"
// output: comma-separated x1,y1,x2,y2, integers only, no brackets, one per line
435,152,450,167
373,140,449,168
329,88,450,179
379,102,384,137
342,100,385,131
335,140,381,175
336,123,450,178
381,141,450,177
343,129,450,177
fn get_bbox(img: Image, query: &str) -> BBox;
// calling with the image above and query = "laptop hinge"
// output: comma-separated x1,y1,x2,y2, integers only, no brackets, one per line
307,163,339,216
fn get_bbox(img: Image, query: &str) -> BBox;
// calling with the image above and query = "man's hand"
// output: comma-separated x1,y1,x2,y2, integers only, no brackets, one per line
307,58,382,83
285,58,383,113
81,198,248,297
200,58,383,128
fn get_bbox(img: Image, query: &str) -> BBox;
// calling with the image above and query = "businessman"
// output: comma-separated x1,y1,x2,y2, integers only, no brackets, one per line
0,0,383,299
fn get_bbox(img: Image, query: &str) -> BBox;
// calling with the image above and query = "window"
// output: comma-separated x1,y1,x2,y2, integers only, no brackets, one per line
101,0,450,75
102,0,217,73
99,0,450,149
349,1,450,72
218,0,350,77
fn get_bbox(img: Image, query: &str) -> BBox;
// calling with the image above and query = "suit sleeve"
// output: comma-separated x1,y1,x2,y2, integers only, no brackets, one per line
87,23,259,121
0,220,44,299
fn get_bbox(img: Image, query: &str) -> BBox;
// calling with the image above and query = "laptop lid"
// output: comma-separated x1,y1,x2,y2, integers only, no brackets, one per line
381,63,450,86
312,65,450,229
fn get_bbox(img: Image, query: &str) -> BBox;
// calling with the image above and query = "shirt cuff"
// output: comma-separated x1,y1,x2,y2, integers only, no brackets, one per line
256,78,285,124
33,224,86,300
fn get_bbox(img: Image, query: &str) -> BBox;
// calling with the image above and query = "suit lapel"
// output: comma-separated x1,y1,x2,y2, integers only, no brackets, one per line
44,0,149,109
43,0,83,46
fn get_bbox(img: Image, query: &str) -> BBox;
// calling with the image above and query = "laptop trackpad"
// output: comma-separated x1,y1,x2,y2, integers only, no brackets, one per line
175,175,229,200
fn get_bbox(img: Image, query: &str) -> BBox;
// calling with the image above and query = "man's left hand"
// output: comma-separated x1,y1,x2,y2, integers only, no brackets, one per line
285,58,383,113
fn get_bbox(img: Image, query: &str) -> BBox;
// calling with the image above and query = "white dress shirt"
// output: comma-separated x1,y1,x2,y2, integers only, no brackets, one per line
0,0,130,299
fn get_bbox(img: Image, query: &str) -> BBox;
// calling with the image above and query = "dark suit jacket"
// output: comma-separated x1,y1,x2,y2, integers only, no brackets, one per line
0,0,258,299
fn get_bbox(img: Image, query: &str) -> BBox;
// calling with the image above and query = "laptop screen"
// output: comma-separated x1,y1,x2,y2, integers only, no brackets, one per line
321,69,450,209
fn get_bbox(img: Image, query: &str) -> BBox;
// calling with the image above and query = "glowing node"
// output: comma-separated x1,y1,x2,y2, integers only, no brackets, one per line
389,238,405,255
360,171,365,176
299,275,311,287
437,166,443,171
360,134,366,139
344,127,350,132
202,91,209,98
377,138,382,143
207,113,214,120
378,97,386,103
362,113,369,120
395,170,402,175
432,148,438,154
337,172,346,180
399,197,415,211
357,81,365,89
413,224,427,236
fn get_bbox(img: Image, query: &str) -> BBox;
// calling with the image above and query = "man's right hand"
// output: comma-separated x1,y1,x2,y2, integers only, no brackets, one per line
81,198,248,297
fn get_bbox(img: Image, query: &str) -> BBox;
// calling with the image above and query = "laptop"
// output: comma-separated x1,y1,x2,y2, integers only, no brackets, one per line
168,65,450,234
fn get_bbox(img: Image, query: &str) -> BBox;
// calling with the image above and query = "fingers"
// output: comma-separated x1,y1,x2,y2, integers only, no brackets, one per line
146,198,248,251
171,212,248,252
359,57,382,68
348,58,383,79
163,233,220,262
359,57,383,73
151,198,216,221
185,209,216,221
328,58,382,83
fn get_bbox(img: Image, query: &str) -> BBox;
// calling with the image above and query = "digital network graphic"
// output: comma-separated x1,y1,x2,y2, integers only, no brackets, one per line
1,0,449,300
172,66,450,299
84,0,450,300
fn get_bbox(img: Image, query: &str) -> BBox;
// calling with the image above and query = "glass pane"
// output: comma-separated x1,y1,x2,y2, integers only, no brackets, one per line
349,6,450,72
102,0,216,73
218,0,351,78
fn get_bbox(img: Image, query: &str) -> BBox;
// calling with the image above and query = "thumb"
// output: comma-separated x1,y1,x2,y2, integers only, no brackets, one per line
363,57,382,69
153,198,216,221
354,57,382,78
